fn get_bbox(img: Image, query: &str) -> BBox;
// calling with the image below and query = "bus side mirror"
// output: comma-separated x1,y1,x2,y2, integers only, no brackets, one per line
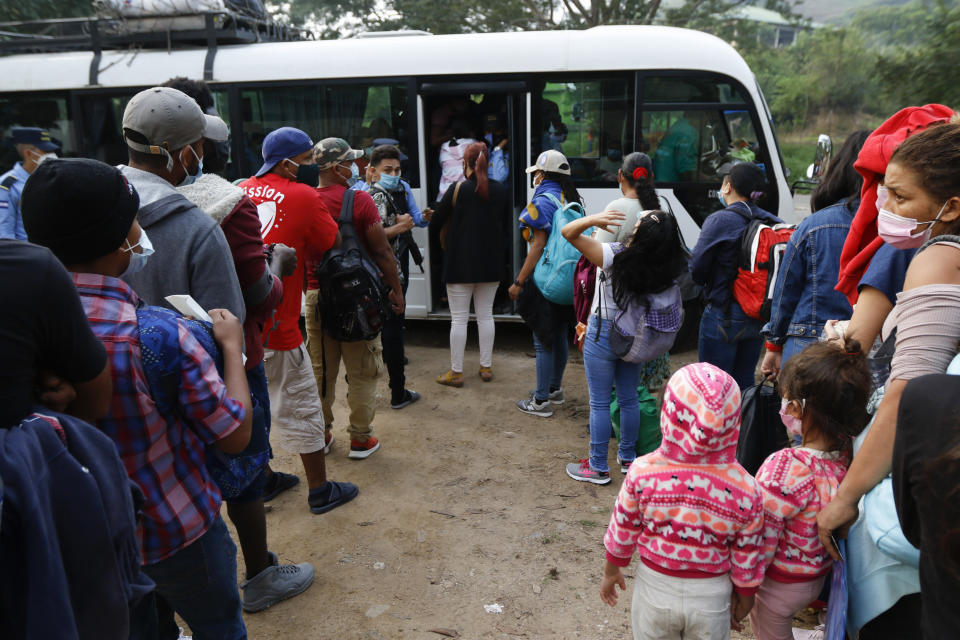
811,134,832,181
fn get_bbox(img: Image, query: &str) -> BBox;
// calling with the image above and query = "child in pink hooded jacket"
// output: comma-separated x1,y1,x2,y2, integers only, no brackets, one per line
601,362,766,639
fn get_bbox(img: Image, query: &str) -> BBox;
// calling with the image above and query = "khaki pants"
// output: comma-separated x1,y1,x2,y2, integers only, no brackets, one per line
304,288,383,441
263,344,326,455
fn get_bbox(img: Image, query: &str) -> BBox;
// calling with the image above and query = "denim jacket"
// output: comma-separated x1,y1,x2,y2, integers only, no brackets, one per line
762,199,857,344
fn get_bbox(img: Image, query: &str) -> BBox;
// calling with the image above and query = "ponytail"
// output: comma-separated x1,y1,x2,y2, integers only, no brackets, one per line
635,180,659,210
464,141,490,200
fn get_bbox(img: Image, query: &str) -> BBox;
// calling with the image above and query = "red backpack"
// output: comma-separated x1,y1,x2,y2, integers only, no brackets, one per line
728,203,796,321
573,254,596,325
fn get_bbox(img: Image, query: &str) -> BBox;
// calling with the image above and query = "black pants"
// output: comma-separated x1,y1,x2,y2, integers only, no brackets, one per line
382,257,410,404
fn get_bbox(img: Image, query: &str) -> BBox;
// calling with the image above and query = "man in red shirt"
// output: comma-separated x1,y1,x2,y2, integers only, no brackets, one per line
239,127,358,515
308,137,403,460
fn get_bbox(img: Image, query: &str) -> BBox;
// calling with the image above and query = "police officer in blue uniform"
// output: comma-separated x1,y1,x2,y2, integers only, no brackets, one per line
0,127,61,240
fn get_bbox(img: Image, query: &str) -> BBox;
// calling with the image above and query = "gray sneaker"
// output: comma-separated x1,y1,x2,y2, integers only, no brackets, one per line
527,388,565,405
516,394,554,417
241,551,315,612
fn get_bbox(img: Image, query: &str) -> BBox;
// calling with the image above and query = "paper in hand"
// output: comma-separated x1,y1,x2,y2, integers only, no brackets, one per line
165,295,212,323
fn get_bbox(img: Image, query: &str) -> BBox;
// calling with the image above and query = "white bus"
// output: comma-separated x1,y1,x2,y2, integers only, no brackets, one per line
0,24,792,320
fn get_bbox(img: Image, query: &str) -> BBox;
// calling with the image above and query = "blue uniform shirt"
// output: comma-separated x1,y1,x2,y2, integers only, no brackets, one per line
0,162,31,240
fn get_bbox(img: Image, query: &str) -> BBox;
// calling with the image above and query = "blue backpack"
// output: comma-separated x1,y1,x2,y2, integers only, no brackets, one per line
136,306,267,500
532,192,588,305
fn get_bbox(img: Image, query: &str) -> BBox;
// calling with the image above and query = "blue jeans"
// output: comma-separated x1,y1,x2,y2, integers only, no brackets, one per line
532,324,569,402
698,301,764,390
583,315,641,473
141,516,246,640
782,335,816,369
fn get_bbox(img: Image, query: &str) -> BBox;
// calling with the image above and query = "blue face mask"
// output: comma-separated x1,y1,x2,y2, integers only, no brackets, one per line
339,162,359,187
179,146,203,187
122,229,155,277
378,172,401,191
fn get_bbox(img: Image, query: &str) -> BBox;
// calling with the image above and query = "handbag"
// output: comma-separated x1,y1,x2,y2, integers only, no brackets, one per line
438,181,462,251
735,374,789,475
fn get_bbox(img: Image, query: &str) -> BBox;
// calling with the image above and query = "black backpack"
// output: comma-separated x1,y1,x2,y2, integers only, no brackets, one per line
314,189,388,343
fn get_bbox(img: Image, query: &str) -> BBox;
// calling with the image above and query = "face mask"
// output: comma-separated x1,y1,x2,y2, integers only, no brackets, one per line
122,229,155,277
533,172,544,188
779,398,804,439
877,199,948,250
286,159,320,187
178,146,203,187
717,187,727,206
30,150,57,166
339,162,359,187
378,172,401,191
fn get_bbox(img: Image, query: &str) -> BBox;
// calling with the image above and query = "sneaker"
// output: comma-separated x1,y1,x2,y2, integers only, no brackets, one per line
348,436,380,459
479,366,494,382
308,481,359,514
262,471,300,502
241,551,315,613
516,394,554,417
527,388,565,405
323,430,334,455
616,456,633,474
565,459,611,485
391,389,420,410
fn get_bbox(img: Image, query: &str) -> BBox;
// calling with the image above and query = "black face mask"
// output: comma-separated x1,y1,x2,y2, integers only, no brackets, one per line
203,138,230,175
288,159,320,187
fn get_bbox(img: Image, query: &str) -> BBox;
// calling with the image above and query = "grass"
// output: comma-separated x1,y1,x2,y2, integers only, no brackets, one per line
778,139,817,188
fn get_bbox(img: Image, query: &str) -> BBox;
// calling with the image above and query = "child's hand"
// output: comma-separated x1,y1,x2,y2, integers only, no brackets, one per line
600,563,626,607
210,309,244,354
729,591,754,631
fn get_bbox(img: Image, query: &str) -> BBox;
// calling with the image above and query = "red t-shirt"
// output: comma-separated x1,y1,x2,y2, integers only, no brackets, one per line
238,173,338,351
306,184,381,290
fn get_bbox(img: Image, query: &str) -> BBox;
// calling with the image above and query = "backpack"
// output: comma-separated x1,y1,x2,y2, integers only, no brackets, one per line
728,202,795,321
136,306,268,500
314,189,389,343
572,255,597,351
532,192,587,305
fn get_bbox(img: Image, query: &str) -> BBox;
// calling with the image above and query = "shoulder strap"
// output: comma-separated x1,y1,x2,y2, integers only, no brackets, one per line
453,181,463,207
339,188,356,225
542,191,564,211
0,176,16,190
920,234,960,253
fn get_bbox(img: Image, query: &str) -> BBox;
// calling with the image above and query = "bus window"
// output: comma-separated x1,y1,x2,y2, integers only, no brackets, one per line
533,76,633,186
76,93,135,166
640,74,775,224
238,82,413,184
0,93,75,170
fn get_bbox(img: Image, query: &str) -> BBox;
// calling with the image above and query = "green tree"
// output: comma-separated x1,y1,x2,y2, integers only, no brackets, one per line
0,0,94,22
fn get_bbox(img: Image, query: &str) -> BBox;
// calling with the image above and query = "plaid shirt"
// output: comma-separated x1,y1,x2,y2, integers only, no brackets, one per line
73,273,244,564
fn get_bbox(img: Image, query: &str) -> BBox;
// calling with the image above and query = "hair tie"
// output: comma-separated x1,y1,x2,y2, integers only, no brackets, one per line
749,190,764,201
632,167,648,180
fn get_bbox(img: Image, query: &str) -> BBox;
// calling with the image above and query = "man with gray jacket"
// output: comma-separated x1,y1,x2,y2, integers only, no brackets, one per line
118,86,244,322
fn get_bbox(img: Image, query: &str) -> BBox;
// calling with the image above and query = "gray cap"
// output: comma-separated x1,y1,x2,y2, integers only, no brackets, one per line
122,87,228,171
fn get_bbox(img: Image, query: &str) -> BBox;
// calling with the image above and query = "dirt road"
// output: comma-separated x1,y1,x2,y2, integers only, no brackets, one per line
234,321,769,640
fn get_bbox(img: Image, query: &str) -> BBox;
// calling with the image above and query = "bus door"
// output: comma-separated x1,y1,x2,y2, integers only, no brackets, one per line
417,80,528,318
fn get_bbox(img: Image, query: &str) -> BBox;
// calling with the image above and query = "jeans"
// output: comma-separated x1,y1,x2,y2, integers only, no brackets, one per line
781,335,817,369
698,301,764,390
141,516,246,640
583,315,641,473
532,322,569,402
447,282,498,372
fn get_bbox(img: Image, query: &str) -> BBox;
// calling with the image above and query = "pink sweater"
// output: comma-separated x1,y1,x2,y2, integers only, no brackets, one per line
604,364,766,596
755,447,848,582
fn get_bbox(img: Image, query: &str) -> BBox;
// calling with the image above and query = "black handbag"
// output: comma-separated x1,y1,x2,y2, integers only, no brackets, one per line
736,374,789,475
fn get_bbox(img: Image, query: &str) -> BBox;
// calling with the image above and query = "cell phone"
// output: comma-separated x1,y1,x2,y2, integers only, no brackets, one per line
830,534,845,562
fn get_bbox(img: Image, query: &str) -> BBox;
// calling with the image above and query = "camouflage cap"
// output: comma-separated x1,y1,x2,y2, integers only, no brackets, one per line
314,137,364,169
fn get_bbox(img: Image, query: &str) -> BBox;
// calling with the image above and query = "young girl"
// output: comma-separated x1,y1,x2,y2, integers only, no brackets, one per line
750,341,871,640
601,362,766,638
562,209,687,483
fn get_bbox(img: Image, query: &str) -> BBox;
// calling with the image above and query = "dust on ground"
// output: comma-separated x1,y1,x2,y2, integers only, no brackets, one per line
227,321,791,640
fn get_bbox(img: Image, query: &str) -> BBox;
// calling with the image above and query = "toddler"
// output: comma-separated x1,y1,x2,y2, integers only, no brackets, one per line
750,341,871,640
601,362,766,639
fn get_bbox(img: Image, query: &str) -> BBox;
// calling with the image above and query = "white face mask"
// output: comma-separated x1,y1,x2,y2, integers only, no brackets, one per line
122,229,155,277
31,150,57,166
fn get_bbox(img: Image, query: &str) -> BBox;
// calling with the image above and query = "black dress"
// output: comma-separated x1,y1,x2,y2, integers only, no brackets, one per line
429,179,508,284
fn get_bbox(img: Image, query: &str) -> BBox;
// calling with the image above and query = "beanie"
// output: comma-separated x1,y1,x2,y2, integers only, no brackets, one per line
21,158,140,265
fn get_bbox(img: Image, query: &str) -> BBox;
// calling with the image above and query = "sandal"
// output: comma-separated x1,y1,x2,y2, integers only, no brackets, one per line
436,370,464,387
479,366,494,382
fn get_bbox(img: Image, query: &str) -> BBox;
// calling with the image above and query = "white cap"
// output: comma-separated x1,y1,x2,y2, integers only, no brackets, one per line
525,149,571,175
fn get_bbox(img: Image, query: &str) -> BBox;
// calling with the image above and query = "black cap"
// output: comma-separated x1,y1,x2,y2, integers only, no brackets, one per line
8,126,60,151
720,161,767,197
21,158,140,265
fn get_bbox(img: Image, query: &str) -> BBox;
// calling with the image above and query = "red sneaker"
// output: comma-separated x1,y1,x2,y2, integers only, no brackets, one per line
348,436,380,460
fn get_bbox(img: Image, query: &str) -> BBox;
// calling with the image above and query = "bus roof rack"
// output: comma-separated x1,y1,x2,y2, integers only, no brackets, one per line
0,11,308,82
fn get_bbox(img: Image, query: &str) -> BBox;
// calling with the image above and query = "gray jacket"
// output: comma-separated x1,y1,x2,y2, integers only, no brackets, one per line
120,166,245,323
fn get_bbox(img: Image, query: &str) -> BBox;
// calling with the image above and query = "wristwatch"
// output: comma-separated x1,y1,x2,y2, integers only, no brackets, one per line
513,279,524,288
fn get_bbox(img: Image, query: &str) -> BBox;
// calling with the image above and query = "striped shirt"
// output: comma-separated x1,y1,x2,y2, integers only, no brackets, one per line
73,273,243,564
